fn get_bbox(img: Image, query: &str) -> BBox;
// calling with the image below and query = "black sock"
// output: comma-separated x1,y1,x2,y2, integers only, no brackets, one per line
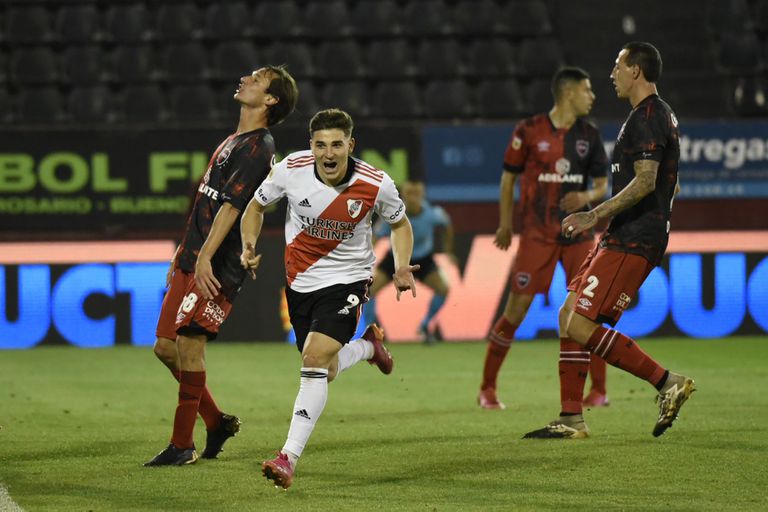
559,412,580,417
654,370,670,392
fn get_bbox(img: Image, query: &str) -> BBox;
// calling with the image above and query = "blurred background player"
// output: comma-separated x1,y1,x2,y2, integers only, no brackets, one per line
363,180,456,343
145,67,298,466
241,109,418,489
524,42,694,439
478,67,610,410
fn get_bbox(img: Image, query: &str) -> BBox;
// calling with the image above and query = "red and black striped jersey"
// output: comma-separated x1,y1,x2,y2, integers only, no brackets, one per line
504,113,608,244
176,128,276,300
603,94,680,266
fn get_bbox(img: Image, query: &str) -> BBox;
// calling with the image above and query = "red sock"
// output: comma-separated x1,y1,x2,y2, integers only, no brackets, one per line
559,337,590,414
586,326,666,387
481,317,517,390
170,369,222,431
171,371,206,449
589,355,607,394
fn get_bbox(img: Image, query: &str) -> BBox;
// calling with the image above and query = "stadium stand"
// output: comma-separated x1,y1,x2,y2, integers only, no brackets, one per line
0,0,761,126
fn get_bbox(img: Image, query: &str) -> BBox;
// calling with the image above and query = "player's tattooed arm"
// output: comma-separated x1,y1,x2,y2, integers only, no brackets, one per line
561,160,658,238
592,159,658,220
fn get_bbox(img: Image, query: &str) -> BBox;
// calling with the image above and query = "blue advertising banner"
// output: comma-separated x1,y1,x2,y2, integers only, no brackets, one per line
424,121,768,201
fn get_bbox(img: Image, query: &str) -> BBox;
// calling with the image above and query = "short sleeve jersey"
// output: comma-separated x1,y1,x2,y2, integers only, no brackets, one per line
503,114,608,244
604,94,681,266
176,128,276,299
254,150,405,293
376,200,449,260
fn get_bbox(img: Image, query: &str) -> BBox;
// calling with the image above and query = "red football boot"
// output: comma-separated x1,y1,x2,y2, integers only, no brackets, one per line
583,390,610,407
262,452,294,489
477,388,506,410
363,324,393,375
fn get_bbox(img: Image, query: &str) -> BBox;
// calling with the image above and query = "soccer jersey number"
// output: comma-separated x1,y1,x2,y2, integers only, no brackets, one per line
583,275,599,298
180,292,199,313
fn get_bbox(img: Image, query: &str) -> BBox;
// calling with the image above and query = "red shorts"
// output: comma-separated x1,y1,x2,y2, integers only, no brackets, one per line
569,246,653,326
510,237,593,295
155,270,233,341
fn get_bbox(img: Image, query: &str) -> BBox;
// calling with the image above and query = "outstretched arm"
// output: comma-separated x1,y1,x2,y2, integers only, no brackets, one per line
562,160,658,238
195,203,241,299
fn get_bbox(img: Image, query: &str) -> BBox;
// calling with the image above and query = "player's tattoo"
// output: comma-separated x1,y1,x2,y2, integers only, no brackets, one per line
593,160,658,220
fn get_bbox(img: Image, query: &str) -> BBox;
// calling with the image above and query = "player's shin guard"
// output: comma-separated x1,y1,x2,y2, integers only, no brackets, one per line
171,371,206,449
586,326,666,387
336,339,374,376
559,338,590,415
170,369,223,430
282,368,329,458
481,317,518,390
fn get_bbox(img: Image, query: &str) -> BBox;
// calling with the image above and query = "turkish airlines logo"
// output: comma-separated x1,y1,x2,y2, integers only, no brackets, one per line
347,199,363,219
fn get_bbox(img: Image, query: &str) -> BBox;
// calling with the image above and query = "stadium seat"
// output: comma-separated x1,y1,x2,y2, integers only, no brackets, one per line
469,39,518,78
366,40,415,79
453,0,504,36
303,1,351,37
120,85,166,123
707,0,753,33
476,79,527,118
0,88,14,123
265,42,314,79
63,46,105,86
11,47,59,85
6,6,53,44
321,81,370,119
69,86,113,124
204,2,252,40
292,79,321,123
18,86,64,124
424,79,473,119
216,83,242,124
213,42,260,81
111,45,158,84
351,0,401,36
525,79,553,113
518,38,563,78
503,0,553,37
418,39,466,79
402,0,452,36
0,52,8,84
756,0,768,34
372,82,422,119
169,85,217,123
55,4,101,44
717,32,762,74
105,3,152,43
156,2,202,42
731,75,767,117
162,43,210,83
253,1,302,37
315,41,364,79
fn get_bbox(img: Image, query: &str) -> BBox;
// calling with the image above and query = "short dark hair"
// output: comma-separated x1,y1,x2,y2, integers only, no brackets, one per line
551,67,591,101
265,65,298,126
309,108,354,137
622,42,662,83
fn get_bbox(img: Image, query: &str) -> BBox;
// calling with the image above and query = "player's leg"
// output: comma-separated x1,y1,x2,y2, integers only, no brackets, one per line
330,323,391,382
418,258,449,343
479,238,557,409
154,271,228,433
561,240,609,406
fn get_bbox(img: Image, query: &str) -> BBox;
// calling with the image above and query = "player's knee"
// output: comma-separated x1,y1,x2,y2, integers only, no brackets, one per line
302,351,332,369
153,338,177,365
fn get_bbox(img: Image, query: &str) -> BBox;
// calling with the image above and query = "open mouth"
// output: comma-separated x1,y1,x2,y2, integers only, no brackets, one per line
323,161,337,170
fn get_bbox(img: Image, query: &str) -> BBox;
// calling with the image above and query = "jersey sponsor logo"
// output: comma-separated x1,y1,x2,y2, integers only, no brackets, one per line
537,173,583,183
257,187,269,202
389,202,404,220
298,215,356,241
511,136,522,150
611,163,621,174
577,297,592,309
198,182,219,200
216,146,232,166
670,112,679,128
536,141,551,152
612,292,632,312
298,198,312,207
515,272,531,289
203,300,226,324
555,157,571,175
576,140,589,158
347,199,363,218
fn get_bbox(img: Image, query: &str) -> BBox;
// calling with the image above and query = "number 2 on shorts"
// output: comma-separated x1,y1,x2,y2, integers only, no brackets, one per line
583,275,599,298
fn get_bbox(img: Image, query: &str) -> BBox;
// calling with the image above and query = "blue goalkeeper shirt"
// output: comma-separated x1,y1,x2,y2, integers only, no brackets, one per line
376,200,450,260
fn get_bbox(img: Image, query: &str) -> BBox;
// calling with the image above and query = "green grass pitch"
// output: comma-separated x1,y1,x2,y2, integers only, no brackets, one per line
1,337,767,511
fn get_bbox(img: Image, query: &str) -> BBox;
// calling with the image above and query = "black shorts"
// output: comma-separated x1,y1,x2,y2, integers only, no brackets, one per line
286,279,371,353
378,252,438,282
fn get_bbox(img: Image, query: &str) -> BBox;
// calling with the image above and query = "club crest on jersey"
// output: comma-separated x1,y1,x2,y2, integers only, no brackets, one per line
576,140,589,158
511,136,522,150
347,199,363,219
216,146,232,166
555,158,571,175
516,272,531,289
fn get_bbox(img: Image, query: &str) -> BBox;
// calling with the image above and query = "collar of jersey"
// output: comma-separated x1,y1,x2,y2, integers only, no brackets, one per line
313,157,356,187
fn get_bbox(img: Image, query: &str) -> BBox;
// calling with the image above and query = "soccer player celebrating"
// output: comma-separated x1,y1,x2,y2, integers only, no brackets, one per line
524,42,695,439
363,179,456,343
479,67,610,410
240,109,417,489
144,67,298,466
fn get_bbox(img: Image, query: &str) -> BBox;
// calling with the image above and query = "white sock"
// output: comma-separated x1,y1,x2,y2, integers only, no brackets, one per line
335,339,374,376
282,367,329,459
